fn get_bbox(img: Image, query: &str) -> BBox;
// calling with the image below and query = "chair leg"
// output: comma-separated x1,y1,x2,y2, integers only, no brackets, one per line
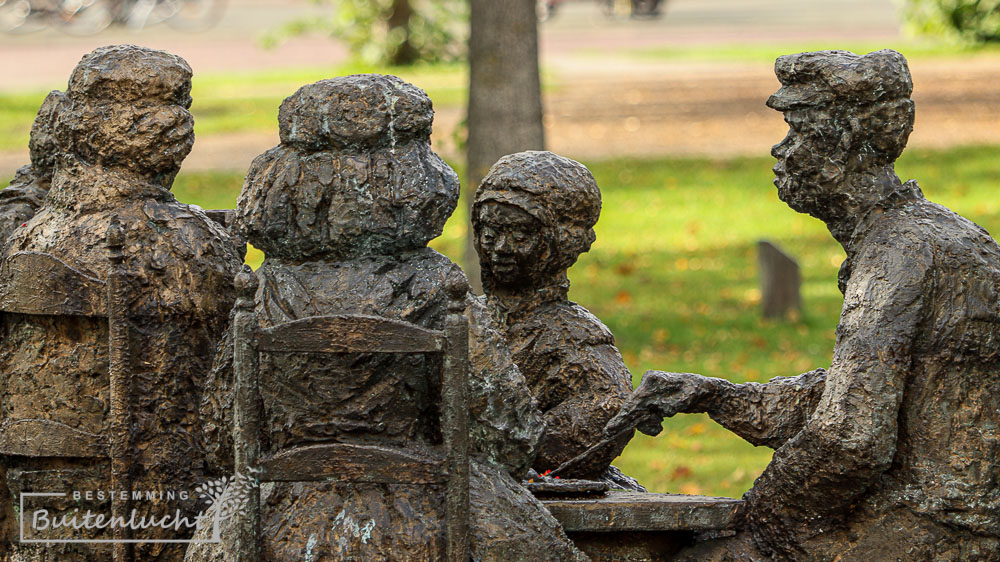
234,486,261,562
107,220,133,562
233,266,261,561
444,312,471,561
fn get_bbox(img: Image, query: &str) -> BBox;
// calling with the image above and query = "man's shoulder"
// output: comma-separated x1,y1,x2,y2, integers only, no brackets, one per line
849,195,1000,296
862,195,996,256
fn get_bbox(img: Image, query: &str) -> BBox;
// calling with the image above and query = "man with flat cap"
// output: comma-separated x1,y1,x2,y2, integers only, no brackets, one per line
607,49,1000,560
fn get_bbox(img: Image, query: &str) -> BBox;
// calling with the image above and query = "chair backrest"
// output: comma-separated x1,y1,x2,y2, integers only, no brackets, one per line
230,265,470,562
0,219,135,561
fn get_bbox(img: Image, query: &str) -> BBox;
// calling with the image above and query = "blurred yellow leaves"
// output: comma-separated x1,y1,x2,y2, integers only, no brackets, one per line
685,423,707,436
679,483,703,495
244,243,265,270
652,328,670,344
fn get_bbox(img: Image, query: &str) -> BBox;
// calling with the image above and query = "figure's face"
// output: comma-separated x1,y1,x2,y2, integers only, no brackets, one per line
770,108,844,215
476,202,549,288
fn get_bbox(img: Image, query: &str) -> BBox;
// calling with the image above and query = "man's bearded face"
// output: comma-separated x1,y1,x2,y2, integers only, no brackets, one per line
771,108,847,217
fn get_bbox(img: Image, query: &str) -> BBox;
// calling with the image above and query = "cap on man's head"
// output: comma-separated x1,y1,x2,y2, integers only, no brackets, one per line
67,44,193,108
767,49,912,111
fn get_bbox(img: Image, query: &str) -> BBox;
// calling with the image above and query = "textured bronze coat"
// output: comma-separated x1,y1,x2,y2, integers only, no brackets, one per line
743,184,1000,560
0,167,47,246
487,286,634,476
678,186,1000,561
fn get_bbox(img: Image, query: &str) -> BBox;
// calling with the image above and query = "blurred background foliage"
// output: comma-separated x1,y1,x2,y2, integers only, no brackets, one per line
905,0,1000,43
263,0,467,65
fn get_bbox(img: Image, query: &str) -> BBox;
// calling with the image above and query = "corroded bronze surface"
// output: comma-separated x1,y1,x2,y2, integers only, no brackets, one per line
191,75,586,561
609,50,1000,560
473,151,635,480
0,45,242,561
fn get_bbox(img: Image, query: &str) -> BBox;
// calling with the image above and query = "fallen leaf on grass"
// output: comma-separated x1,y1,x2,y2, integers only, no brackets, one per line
670,466,693,480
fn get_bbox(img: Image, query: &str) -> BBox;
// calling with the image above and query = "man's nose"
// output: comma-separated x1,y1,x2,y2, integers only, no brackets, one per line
495,234,512,253
771,134,791,159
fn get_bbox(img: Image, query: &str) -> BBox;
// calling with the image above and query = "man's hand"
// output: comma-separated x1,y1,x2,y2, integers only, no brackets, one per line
604,371,709,437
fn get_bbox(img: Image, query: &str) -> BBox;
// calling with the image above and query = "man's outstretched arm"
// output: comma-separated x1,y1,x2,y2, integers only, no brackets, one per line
704,369,827,448
605,368,825,449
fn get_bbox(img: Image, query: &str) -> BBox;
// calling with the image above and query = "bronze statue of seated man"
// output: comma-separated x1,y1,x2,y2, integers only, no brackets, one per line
607,49,1000,560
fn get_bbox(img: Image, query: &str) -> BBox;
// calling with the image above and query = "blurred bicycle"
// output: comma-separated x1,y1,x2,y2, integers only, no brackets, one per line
602,0,663,19
0,0,225,35
537,0,563,22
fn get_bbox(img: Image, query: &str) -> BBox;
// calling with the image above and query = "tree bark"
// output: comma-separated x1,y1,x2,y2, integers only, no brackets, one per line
387,0,418,66
466,0,545,293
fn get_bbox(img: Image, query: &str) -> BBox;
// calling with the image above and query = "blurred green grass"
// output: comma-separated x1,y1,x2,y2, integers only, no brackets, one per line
0,38,990,152
188,61,469,138
0,60,568,152
164,145,1000,498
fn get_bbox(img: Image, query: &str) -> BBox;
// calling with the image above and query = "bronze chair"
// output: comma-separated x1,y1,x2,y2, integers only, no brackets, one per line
230,266,471,561
0,220,134,561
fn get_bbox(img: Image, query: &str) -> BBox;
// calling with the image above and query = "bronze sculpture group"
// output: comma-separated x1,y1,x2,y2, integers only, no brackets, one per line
0,44,998,561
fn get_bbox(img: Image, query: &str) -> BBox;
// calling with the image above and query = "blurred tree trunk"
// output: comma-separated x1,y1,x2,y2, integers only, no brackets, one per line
465,0,545,293
387,0,418,65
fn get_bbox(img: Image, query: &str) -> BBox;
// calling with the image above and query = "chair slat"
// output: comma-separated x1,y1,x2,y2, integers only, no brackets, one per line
0,419,107,458
259,442,448,484
259,315,445,354
0,251,107,317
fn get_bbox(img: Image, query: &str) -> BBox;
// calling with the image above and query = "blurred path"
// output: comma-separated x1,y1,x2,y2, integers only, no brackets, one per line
1,0,901,90
542,57,1000,161
3,0,999,177
0,0,345,91
537,0,999,161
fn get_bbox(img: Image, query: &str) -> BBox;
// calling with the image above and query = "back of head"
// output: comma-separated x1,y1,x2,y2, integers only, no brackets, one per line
54,45,195,188
67,44,193,108
27,90,67,185
237,74,459,262
277,74,432,152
